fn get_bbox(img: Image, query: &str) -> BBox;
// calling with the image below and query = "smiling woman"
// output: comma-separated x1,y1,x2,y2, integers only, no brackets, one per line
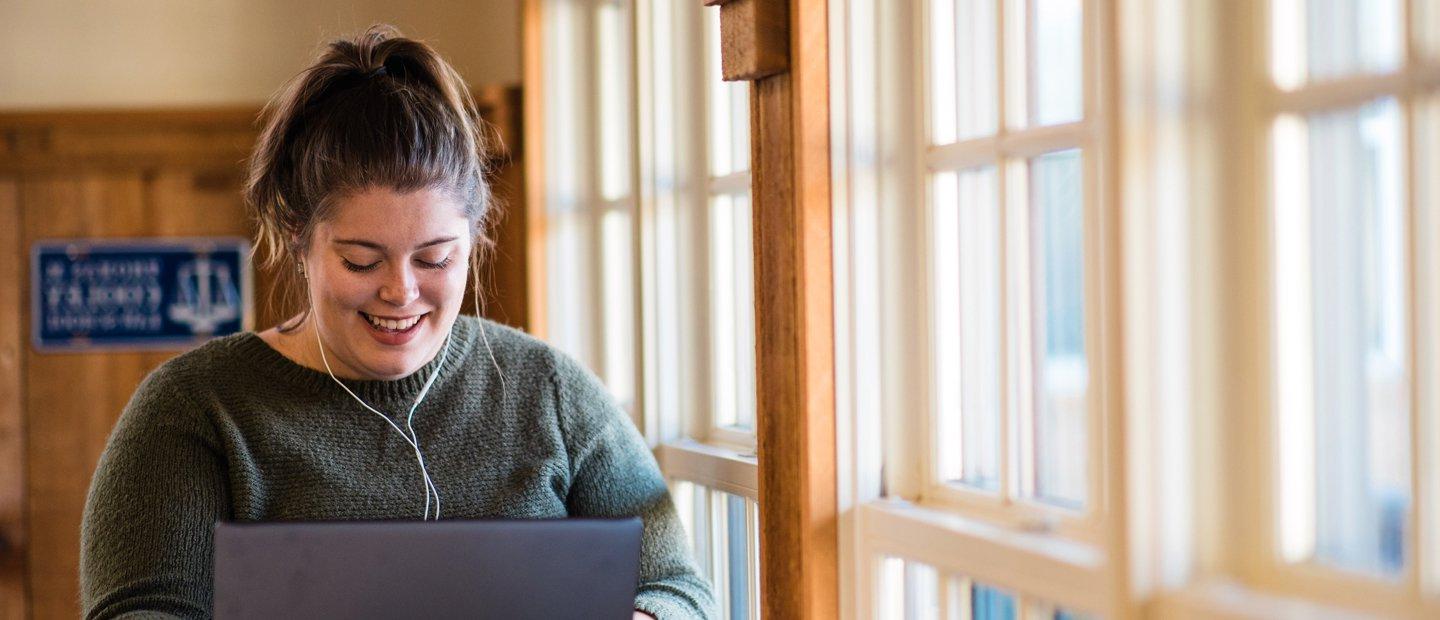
262,187,473,381
76,24,715,620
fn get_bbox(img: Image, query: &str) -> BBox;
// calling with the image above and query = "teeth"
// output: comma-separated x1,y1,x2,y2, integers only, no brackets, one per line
364,313,421,331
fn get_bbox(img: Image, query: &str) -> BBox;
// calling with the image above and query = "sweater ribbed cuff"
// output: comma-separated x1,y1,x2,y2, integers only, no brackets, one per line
634,590,707,620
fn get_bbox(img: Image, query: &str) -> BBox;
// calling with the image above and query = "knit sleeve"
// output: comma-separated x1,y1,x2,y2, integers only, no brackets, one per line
80,363,230,620
551,353,718,620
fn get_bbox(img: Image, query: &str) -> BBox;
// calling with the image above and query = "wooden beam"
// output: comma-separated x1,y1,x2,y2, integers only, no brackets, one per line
706,0,789,81
745,0,836,617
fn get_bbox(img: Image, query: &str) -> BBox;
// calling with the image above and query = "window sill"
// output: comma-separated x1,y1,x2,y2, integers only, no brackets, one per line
1147,579,1393,620
655,439,758,500
856,499,1109,614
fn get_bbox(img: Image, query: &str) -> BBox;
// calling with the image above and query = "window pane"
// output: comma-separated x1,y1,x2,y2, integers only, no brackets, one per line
1029,149,1088,509
933,168,1002,490
710,194,756,431
1269,0,1403,89
929,0,958,144
601,210,636,406
725,493,749,620
878,557,907,618
1273,98,1410,575
904,562,941,620
707,7,751,177
546,210,593,365
596,0,632,201
1421,0,1440,63
733,194,757,430
929,0,1000,143
971,583,1017,620
1005,0,1082,128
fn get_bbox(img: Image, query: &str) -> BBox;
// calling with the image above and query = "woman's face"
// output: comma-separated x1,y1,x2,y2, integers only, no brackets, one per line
300,186,472,381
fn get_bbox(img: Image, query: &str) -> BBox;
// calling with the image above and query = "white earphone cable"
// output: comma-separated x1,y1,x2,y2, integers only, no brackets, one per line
312,311,451,520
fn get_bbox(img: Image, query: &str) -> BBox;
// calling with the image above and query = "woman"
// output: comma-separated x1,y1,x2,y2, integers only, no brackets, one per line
79,25,715,619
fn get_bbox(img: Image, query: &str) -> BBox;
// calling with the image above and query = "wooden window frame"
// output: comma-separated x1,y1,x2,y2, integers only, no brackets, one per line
832,0,1120,616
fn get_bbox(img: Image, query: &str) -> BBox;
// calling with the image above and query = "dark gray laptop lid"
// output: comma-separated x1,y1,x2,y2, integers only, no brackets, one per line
214,518,643,620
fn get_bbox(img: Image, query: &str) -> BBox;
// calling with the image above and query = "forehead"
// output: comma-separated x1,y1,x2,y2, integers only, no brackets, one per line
320,186,470,242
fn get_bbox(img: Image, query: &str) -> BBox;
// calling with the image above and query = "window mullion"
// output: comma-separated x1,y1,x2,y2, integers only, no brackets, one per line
995,0,1016,507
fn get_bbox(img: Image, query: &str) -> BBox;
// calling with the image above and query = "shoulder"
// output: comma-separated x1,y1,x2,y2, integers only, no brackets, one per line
454,316,618,418
454,315,597,386
142,332,250,388
104,333,254,445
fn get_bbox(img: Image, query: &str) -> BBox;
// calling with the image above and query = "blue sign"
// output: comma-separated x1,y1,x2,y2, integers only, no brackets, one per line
32,238,252,351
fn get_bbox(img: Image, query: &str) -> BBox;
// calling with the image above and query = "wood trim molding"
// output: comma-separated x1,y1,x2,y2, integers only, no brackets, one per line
522,0,550,338
714,0,838,617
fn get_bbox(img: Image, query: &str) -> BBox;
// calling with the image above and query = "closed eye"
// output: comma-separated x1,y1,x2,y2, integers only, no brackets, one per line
341,258,380,273
417,256,454,270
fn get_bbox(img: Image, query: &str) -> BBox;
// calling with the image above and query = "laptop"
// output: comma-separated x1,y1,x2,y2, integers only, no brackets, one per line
213,518,643,620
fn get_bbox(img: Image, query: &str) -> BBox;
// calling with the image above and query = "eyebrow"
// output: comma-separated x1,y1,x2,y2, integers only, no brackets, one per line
332,236,459,251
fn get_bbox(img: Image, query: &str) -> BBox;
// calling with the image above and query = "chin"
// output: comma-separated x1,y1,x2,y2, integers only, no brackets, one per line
360,350,433,380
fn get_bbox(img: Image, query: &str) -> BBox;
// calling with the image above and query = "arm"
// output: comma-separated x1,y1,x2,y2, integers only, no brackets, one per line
553,358,718,620
80,367,230,620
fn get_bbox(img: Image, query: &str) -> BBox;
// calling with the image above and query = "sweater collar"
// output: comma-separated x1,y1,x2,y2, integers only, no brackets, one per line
229,316,478,404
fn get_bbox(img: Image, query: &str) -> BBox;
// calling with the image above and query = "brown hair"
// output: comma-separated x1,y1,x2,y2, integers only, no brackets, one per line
244,24,498,330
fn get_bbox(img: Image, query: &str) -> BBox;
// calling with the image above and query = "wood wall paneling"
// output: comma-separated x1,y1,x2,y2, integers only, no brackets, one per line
19,172,189,619
0,177,27,620
475,85,531,332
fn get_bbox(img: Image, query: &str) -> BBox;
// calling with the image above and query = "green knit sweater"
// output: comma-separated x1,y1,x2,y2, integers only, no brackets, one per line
79,316,716,619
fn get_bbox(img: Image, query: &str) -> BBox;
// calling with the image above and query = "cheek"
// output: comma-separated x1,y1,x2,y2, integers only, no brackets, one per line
317,274,375,310
427,270,469,305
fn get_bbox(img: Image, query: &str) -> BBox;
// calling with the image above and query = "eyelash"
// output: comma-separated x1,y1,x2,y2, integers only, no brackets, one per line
340,257,452,273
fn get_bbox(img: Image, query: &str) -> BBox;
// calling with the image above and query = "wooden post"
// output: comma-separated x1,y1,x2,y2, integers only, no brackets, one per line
708,0,837,617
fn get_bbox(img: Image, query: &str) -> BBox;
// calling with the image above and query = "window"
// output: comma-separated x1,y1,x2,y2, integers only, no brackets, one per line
924,0,1101,525
538,0,637,414
533,0,760,616
1263,0,1440,608
876,557,1091,619
833,0,1113,616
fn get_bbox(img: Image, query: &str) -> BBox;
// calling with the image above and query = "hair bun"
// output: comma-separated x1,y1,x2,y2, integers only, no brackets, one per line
380,55,406,79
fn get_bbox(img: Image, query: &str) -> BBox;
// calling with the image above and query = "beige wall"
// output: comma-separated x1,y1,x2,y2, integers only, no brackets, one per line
0,0,520,110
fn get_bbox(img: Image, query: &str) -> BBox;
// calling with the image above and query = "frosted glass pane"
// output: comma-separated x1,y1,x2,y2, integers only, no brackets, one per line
1030,149,1088,509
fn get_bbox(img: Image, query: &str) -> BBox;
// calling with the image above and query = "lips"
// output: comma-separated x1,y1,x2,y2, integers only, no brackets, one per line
359,311,428,345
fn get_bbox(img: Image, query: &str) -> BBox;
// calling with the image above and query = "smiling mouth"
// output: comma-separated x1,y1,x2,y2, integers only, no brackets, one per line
359,311,427,334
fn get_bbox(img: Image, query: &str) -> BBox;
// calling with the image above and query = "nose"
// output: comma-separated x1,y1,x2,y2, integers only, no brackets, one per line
378,263,420,307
